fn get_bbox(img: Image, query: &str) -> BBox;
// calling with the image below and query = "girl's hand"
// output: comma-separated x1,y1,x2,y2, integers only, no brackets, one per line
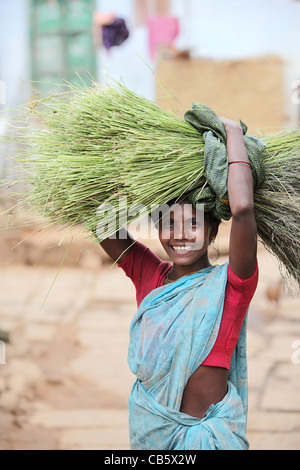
219,116,244,137
219,116,249,166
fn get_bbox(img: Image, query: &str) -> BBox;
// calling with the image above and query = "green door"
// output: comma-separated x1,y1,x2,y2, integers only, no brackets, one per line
30,0,97,94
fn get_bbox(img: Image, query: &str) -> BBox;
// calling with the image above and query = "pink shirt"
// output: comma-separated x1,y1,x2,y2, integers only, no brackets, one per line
118,241,258,370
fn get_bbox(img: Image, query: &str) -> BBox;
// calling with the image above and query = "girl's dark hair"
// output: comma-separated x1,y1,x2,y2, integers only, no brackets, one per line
206,211,222,241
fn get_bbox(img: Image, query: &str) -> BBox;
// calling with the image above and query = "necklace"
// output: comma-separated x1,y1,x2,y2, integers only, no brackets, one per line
166,266,212,283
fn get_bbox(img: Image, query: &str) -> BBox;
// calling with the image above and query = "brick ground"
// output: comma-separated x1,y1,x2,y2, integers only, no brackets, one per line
0,246,299,450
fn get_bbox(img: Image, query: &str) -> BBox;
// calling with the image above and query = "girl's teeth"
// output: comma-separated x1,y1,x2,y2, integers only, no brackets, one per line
173,246,192,252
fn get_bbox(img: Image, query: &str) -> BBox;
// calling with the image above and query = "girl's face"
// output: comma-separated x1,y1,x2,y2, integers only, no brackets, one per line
158,203,214,266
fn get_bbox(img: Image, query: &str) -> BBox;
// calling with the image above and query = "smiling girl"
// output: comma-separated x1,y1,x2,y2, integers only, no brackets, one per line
100,116,258,450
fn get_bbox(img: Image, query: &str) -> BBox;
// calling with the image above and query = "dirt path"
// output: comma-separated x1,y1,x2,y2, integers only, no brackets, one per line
0,247,299,450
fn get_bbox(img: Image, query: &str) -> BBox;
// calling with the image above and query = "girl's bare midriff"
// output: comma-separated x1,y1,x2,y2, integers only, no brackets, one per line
180,365,229,419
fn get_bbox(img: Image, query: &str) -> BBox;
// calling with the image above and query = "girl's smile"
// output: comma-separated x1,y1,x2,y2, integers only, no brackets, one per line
170,244,194,253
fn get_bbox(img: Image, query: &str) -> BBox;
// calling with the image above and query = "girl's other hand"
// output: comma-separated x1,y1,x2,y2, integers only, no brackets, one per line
219,117,244,137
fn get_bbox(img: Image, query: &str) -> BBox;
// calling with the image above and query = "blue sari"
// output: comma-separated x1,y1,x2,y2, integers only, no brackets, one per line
127,263,249,450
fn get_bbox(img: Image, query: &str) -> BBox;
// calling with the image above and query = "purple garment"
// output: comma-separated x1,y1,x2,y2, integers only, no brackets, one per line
102,18,130,50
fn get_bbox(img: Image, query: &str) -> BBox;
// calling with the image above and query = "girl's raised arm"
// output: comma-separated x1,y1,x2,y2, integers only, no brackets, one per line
98,228,135,264
220,117,257,279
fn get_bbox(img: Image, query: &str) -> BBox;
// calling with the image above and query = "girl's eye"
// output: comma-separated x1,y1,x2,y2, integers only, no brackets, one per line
162,219,174,228
191,220,201,228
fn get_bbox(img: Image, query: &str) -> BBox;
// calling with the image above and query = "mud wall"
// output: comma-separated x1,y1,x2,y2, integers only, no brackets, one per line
156,55,285,133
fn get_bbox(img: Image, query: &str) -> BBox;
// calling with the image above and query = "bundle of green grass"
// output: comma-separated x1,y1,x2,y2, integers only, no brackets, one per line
3,81,300,287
